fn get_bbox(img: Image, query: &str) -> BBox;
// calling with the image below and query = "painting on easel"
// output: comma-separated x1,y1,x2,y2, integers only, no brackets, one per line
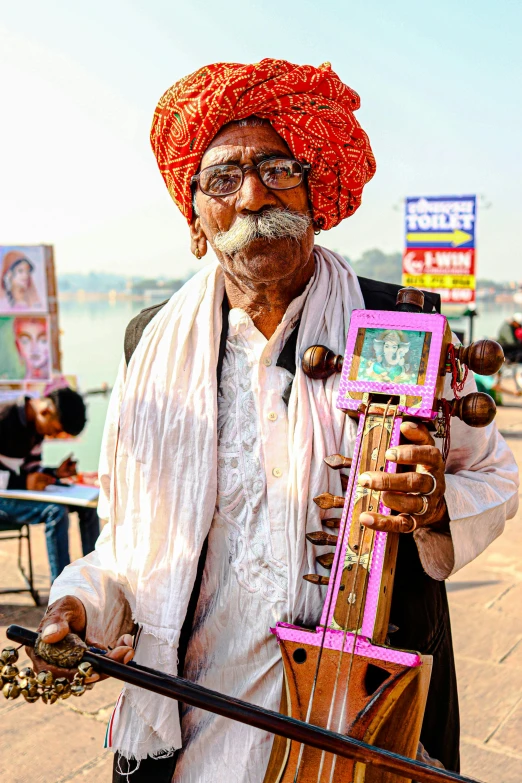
0,245,61,398
0,247,48,313
0,316,51,381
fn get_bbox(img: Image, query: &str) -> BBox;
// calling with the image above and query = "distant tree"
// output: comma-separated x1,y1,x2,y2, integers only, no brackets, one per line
58,272,129,292
346,249,402,284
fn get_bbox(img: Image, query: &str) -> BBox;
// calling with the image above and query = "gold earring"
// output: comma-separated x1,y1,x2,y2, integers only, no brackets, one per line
195,249,201,259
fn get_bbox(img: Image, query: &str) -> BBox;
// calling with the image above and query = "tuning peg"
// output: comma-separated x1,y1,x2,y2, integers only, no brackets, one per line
396,287,425,313
450,392,496,428
306,531,338,546
316,553,335,569
303,574,329,586
324,454,353,470
453,340,504,376
313,492,344,509
322,518,341,529
302,346,344,379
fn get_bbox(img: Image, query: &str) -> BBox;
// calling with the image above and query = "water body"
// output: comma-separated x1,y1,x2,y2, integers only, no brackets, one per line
43,297,516,472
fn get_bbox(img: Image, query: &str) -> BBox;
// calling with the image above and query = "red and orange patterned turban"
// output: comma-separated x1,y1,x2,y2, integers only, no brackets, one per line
150,59,376,231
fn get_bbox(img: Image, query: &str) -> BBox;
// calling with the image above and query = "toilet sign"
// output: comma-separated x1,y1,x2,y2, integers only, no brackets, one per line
403,195,476,304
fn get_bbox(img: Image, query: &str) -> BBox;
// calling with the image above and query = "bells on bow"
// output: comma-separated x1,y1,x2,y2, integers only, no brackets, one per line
0,642,95,705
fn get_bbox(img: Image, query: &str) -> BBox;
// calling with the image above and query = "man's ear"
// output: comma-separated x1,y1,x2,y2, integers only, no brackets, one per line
189,216,208,260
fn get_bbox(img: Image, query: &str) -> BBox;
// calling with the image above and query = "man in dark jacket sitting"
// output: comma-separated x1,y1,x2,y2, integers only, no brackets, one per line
0,387,99,583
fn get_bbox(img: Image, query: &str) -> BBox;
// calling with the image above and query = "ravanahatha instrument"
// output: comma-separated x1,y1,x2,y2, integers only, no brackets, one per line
262,287,502,782
3,288,501,783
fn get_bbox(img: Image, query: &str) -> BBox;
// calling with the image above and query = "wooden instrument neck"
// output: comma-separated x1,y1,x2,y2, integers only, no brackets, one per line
320,398,402,646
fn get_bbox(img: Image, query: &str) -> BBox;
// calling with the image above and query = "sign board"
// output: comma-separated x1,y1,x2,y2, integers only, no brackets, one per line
0,245,61,391
403,196,476,304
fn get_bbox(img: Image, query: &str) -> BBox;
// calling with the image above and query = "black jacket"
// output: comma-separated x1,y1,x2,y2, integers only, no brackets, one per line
0,398,47,488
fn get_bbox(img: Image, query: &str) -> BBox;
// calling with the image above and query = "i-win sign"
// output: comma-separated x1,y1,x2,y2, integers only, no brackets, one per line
403,196,476,304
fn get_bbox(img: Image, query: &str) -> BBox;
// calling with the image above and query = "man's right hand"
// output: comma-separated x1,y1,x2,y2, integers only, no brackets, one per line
27,596,134,683
26,472,56,491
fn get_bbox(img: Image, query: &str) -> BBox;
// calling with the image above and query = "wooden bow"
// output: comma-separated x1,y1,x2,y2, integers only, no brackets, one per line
6,624,482,783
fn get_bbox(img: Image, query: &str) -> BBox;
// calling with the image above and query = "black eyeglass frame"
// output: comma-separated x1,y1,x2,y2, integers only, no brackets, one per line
191,157,311,197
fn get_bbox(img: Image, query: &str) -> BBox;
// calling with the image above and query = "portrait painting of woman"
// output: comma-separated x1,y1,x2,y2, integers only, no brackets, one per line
0,248,46,312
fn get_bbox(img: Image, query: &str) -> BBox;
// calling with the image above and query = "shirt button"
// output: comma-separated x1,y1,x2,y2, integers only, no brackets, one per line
268,411,278,421
263,357,272,367
272,467,283,478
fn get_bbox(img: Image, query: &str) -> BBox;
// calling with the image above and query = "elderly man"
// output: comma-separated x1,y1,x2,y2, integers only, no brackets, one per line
31,60,518,783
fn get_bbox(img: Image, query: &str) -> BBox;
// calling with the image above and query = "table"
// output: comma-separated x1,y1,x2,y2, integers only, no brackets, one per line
0,484,99,508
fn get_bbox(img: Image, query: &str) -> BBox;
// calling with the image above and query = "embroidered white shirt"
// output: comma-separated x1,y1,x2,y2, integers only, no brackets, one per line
173,306,306,781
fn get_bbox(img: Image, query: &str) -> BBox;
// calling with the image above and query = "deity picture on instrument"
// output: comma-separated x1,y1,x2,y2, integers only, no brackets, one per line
0,246,48,314
356,328,428,385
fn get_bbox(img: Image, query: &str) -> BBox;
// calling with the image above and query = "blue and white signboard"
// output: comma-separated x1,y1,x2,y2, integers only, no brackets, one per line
405,195,476,249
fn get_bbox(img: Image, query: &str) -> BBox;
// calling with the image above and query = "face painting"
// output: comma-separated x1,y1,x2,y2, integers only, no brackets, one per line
14,317,50,379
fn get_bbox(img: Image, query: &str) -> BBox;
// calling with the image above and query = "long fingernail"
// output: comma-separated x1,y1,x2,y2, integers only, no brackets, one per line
358,473,371,487
42,623,59,639
385,449,397,461
359,513,374,526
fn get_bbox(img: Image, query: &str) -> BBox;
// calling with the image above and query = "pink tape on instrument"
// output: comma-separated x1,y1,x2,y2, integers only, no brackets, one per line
360,414,402,639
271,623,421,668
336,309,446,418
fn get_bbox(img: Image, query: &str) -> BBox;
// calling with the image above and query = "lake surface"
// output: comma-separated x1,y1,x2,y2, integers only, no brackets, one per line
43,297,516,472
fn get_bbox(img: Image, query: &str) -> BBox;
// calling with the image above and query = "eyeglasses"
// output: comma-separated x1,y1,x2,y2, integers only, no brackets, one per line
191,157,310,197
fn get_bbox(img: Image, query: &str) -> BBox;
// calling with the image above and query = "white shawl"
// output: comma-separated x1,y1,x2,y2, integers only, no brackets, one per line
95,246,363,754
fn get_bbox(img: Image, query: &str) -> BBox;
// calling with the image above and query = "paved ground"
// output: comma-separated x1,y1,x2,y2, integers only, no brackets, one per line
0,402,521,782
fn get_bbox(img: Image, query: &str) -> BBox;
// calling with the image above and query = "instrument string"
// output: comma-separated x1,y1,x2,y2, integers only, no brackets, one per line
327,401,397,783
292,408,367,783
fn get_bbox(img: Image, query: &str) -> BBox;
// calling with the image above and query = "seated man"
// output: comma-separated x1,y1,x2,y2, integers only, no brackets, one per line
497,313,522,363
0,387,100,583
30,60,518,782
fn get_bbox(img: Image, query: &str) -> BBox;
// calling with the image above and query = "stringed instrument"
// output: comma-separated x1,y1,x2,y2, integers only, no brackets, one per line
263,287,503,783
3,288,502,783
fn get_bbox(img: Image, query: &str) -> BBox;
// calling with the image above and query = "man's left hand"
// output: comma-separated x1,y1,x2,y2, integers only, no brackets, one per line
56,455,78,479
358,421,448,533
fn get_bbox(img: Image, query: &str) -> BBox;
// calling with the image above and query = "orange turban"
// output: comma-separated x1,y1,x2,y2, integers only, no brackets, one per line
150,59,376,231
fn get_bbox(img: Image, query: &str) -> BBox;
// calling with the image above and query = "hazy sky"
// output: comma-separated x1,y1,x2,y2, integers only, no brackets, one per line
1,1,520,280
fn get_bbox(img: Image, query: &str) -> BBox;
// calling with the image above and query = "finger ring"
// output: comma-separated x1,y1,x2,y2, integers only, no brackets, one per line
402,514,417,533
424,472,437,496
416,495,429,516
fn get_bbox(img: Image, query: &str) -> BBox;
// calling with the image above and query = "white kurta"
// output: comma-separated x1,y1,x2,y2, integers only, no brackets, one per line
174,306,306,781
49,255,519,777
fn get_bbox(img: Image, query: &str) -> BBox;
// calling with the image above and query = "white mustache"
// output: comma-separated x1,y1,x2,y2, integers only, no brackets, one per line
213,209,311,255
